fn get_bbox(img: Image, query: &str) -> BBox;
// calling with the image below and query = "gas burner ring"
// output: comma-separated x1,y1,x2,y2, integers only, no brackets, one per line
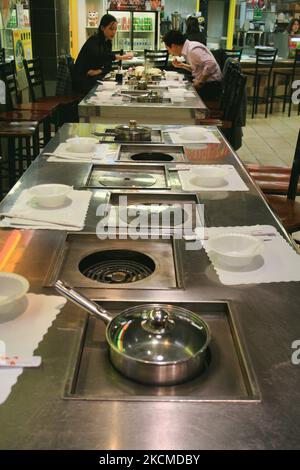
79,250,156,284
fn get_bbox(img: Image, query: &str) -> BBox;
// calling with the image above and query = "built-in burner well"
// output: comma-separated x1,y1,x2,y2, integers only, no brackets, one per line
130,152,174,162
79,250,155,284
46,235,181,290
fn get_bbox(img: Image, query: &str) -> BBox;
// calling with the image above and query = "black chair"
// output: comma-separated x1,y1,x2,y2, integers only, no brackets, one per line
196,68,247,150
0,48,5,64
244,47,277,118
260,129,300,233
270,49,300,116
224,48,243,62
144,49,169,70
0,61,52,146
23,57,81,125
0,120,39,197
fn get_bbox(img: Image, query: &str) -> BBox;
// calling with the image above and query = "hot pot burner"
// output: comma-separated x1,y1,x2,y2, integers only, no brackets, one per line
79,250,156,284
130,152,174,162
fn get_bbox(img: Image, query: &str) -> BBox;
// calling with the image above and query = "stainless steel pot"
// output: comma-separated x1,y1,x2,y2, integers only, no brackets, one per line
55,280,211,386
93,120,152,142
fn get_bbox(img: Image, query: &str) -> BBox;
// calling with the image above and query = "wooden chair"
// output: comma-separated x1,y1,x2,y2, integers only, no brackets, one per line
248,129,300,233
23,57,81,125
0,121,39,197
270,49,300,116
0,61,52,146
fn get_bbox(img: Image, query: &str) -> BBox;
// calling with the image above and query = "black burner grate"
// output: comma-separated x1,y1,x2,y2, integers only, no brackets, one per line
130,152,174,162
79,250,155,284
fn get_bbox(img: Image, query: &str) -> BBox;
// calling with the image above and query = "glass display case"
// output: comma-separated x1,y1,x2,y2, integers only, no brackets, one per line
108,9,159,52
0,1,31,64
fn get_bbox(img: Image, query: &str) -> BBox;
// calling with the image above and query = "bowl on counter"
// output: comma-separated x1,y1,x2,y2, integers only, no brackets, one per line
0,272,29,316
28,184,73,208
66,137,98,153
178,126,207,141
206,233,264,268
188,166,229,188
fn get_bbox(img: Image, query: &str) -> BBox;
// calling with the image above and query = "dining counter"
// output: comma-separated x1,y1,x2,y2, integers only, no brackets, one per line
78,82,207,125
0,123,300,450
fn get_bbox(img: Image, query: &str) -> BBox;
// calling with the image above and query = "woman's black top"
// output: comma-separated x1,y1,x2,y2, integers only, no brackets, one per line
186,31,206,46
72,31,116,94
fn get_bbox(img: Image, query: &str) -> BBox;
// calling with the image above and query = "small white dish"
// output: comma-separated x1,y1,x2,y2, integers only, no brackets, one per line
28,184,72,208
178,126,207,141
0,273,29,316
100,81,116,89
206,233,264,268
188,167,229,188
66,137,98,153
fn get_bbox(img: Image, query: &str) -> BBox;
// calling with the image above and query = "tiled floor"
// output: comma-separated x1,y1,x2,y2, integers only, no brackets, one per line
237,111,300,167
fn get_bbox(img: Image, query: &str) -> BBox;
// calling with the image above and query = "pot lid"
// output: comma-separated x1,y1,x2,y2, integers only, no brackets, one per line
107,304,210,364
115,120,151,134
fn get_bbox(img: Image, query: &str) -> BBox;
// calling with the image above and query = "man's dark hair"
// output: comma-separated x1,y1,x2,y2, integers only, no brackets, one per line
163,30,186,47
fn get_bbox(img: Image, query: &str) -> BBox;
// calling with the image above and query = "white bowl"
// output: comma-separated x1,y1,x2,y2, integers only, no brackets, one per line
189,166,229,188
168,88,183,95
0,273,29,315
206,233,264,268
28,184,72,208
178,126,207,141
100,81,116,89
66,137,98,153
165,71,178,80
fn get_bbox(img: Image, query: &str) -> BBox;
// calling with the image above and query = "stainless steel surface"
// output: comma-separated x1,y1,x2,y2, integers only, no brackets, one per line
54,284,211,386
0,123,299,449
84,164,170,190
64,301,260,402
94,127,163,144
79,85,206,125
119,144,186,163
45,234,180,290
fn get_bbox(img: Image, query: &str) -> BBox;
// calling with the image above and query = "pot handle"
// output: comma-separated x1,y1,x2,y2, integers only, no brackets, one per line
141,307,174,335
55,280,113,325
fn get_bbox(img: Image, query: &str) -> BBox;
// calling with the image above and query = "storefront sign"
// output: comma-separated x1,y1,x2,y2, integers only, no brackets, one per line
106,0,163,11
13,28,32,71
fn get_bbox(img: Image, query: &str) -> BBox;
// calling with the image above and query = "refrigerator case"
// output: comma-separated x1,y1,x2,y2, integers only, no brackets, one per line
108,10,160,52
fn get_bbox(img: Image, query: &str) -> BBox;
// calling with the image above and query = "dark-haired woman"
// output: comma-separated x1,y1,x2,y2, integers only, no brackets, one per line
72,14,133,94
186,16,206,45
287,18,300,35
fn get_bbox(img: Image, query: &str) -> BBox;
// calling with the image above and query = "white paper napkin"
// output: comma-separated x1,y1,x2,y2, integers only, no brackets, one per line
0,189,92,230
46,143,118,163
168,129,220,144
0,293,67,405
178,165,249,192
199,225,300,285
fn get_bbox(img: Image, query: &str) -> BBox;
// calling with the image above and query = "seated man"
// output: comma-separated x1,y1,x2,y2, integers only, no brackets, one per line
163,30,222,101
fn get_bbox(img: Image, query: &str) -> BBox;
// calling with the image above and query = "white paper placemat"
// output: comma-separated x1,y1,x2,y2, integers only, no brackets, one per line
0,294,67,405
0,189,92,230
168,129,220,144
199,225,300,285
178,165,249,192
47,143,118,163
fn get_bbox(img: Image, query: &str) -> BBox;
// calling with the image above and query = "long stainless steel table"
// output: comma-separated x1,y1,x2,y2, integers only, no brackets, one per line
0,123,300,450
78,84,207,125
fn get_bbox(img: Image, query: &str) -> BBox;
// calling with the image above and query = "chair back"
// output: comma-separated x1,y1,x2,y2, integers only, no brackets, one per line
144,49,169,69
224,48,243,62
23,57,47,102
223,69,247,126
220,59,242,112
0,48,5,64
287,128,300,201
291,49,300,82
0,60,20,110
56,55,75,96
254,47,277,76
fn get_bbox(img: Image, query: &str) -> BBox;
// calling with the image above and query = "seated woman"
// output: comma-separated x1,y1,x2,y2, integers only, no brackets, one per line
72,14,133,94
